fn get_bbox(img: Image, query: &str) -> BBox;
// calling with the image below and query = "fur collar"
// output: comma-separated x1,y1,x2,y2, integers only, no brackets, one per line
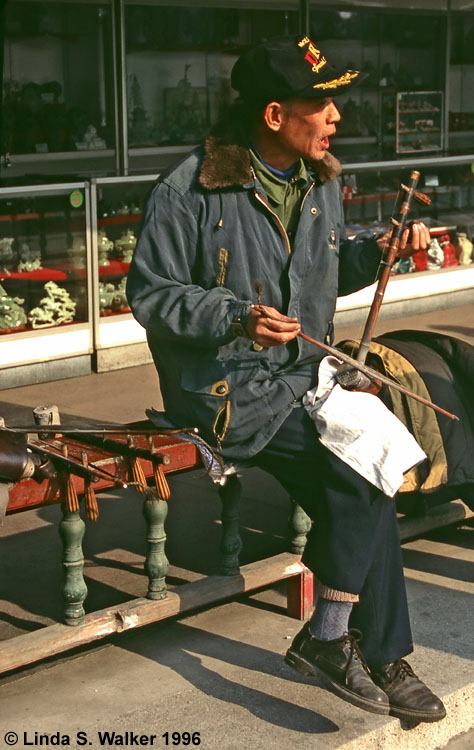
199,128,342,191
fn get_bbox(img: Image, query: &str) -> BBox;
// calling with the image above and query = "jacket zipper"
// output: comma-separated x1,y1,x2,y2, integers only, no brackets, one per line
300,182,315,213
253,189,292,256
253,181,316,256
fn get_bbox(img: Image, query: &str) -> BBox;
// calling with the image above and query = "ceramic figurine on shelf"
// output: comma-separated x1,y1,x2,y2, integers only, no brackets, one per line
427,237,444,270
439,234,459,268
98,281,116,312
116,202,131,216
76,124,107,151
17,242,42,272
130,198,142,215
0,237,15,270
128,74,152,146
412,249,428,272
165,64,206,144
455,231,473,265
115,228,137,262
98,278,130,314
111,277,130,312
29,281,76,328
66,236,86,268
0,283,27,330
97,230,114,266
395,256,415,274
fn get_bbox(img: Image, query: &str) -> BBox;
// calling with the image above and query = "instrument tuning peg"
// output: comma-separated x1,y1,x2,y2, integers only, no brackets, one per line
414,191,431,206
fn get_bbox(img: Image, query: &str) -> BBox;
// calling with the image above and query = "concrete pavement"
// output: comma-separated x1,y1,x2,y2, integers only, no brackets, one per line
0,304,473,749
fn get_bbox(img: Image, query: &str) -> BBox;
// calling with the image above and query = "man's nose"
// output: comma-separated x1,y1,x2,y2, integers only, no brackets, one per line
328,102,341,123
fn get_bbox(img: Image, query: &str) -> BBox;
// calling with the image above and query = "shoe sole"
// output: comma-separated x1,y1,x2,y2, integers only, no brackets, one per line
388,705,447,723
285,649,390,716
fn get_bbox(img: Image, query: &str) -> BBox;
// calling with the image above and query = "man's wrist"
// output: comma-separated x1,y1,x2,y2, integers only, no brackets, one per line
231,302,252,339
230,302,264,351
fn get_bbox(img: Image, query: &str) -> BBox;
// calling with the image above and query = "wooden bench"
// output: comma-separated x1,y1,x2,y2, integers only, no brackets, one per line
1,421,314,675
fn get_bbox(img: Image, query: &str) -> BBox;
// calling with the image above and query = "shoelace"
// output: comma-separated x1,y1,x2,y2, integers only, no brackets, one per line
392,659,417,682
344,628,371,677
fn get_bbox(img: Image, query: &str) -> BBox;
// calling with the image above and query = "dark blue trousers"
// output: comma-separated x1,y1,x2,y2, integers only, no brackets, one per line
253,405,413,667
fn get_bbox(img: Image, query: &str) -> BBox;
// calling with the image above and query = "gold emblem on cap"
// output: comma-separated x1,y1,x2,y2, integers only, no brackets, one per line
313,70,359,90
298,36,327,73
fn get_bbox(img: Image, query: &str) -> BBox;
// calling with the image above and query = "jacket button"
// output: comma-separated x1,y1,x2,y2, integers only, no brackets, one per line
310,207,317,215
216,384,227,394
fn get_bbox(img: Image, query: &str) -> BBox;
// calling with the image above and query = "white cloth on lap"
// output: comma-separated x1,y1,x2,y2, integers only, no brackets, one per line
303,356,427,497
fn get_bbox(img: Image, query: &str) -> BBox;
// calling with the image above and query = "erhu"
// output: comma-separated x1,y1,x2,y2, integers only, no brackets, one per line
257,172,459,421
355,170,431,365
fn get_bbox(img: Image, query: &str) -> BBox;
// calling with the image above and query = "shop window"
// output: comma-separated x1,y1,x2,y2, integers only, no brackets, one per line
1,1,115,157
124,3,298,150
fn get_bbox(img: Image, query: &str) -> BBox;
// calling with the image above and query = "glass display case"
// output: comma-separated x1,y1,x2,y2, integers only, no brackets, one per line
1,0,116,180
337,154,474,318
396,91,444,154
125,1,299,174
0,181,93,372
3,1,474,182
89,174,156,369
309,6,447,163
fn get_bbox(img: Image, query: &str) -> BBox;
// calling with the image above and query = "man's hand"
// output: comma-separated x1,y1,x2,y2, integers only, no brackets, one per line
246,305,300,347
377,221,431,259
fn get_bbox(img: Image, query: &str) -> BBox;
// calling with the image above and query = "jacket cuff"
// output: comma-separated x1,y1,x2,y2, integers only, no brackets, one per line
230,300,253,340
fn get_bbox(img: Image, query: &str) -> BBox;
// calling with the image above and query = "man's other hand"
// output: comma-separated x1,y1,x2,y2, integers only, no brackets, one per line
246,305,300,347
376,221,431,259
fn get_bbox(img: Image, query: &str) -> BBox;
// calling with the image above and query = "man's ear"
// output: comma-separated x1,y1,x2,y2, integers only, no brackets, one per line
263,101,284,132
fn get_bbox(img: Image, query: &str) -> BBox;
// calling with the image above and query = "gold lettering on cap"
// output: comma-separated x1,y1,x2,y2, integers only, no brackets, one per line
307,42,327,72
298,36,310,47
313,70,359,90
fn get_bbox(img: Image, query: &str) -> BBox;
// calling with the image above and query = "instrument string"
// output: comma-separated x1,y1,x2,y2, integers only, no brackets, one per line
345,185,402,361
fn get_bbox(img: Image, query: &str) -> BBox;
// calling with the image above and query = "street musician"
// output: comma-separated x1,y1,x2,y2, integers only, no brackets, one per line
127,36,445,723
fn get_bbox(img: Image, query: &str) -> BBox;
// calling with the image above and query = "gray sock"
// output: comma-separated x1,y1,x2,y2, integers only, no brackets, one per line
309,598,354,641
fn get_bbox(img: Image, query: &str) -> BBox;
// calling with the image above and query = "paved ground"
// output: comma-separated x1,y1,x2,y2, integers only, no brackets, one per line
0,304,473,749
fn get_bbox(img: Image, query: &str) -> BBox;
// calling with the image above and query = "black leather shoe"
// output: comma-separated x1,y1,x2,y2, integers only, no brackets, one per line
371,659,446,723
285,625,389,715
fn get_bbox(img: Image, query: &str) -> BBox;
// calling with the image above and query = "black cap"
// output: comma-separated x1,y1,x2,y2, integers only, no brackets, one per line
231,35,367,106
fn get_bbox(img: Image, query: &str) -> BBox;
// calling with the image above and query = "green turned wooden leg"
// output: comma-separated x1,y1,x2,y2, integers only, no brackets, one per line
218,475,243,576
142,490,169,600
58,505,88,626
288,499,311,555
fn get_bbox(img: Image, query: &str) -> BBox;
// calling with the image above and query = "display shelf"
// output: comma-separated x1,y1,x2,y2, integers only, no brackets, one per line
65,261,131,280
337,265,474,315
343,191,398,205
0,211,66,222
0,268,67,281
0,180,93,361
396,91,444,154
399,109,441,115
98,261,130,276
98,214,141,227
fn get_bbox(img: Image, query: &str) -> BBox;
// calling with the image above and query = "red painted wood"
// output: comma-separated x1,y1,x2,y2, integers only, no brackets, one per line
6,429,201,514
286,562,314,620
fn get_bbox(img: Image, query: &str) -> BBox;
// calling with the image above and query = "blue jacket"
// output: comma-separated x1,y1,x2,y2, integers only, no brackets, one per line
127,131,381,460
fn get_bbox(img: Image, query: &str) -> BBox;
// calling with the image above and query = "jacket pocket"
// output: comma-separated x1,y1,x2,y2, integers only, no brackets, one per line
181,366,232,448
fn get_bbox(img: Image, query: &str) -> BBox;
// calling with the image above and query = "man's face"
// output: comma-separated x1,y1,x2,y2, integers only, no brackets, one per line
276,97,341,162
